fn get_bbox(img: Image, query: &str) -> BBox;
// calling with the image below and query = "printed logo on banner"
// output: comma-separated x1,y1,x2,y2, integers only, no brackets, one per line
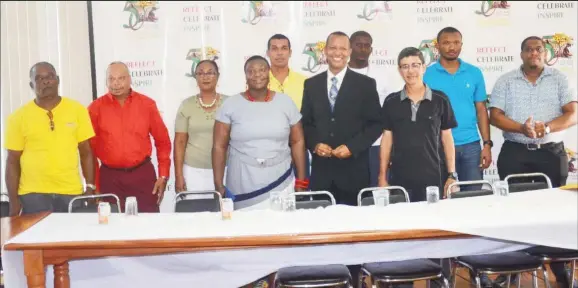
182,4,221,32
303,1,336,27
241,1,275,25
122,1,159,31
567,148,577,174
301,41,327,73
126,60,163,88
542,33,574,67
475,1,510,26
357,1,392,21
537,2,575,19
418,39,440,67
476,46,515,74
185,47,221,78
416,1,453,24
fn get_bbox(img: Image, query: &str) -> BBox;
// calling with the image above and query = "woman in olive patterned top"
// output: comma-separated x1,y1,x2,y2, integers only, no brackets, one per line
174,60,228,193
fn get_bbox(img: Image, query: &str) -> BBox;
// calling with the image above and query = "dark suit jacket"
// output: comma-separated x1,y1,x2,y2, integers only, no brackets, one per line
301,68,383,196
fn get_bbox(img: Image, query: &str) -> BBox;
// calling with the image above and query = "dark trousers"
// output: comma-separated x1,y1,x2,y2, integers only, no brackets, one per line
497,140,569,282
19,193,78,215
100,160,160,213
369,145,380,187
455,141,484,191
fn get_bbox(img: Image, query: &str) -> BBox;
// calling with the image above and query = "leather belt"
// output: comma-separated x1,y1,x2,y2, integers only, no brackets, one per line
101,157,151,172
507,141,561,151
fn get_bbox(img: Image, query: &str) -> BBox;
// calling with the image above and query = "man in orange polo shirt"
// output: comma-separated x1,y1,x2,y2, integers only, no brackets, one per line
88,61,171,213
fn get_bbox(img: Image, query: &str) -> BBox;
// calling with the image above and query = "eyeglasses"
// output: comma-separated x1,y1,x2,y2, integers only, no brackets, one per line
399,63,423,71
195,71,218,77
47,111,54,131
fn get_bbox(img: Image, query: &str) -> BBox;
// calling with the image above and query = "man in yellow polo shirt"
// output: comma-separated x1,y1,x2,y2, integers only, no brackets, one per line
266,34,310,179
267,33,307,110
4,62,96,216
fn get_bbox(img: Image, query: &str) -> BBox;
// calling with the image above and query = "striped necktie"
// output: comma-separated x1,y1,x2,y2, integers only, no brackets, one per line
329,77,338,112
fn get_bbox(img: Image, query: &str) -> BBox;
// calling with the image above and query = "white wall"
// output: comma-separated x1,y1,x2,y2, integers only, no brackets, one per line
0,1,93,194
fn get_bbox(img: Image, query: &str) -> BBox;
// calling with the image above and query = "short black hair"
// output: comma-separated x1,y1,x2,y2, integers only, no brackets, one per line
397,47,425,66
195,59,219,74
436,27,462,43
521,36,545,51
267,34,291,50
326,31,349,46
350,31,373,44
244,55,270,72
29,61,56,79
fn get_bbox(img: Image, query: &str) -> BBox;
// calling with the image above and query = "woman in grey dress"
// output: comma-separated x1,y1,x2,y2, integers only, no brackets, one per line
212,55,307,210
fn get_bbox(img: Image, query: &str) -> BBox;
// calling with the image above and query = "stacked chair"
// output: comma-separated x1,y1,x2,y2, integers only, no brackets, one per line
68,193,121,213
446,179,549,288
274,191,353,288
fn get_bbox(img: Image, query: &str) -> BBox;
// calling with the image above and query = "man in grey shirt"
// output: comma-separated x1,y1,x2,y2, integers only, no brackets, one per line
489,36,577,287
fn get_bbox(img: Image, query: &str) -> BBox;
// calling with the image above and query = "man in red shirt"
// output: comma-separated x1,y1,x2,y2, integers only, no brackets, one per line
89,61,171,212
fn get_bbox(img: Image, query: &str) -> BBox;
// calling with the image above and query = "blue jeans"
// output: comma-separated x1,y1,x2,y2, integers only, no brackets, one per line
455,141,483,191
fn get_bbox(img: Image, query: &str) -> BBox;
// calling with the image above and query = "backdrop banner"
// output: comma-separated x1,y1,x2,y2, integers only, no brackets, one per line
90,1,578,211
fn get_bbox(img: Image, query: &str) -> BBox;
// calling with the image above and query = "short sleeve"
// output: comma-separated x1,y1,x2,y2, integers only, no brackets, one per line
441,96,458,130
174,99,189,133
558,73,578,106
474,68,488,102
489,76,507,111
215,96,233,124
4,113,24,151
382,94,395,131
77,106,96,143
285,95,302,126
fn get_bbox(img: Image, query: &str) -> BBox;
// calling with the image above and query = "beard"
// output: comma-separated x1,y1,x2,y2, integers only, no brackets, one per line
442,54,458,61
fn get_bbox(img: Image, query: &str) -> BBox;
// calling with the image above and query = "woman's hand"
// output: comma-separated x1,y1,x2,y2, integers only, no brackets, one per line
175,175,187,192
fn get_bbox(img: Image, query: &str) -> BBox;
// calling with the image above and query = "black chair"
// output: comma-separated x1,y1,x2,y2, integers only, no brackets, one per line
174,191,222,213
446,180,495,199
357,186,449,288
274,191,352,288
68,193,121,213
505,172,552,193
447,181,548,288
357,186,410,206
0,193,9,218
523,246,578,288
290,191,336,209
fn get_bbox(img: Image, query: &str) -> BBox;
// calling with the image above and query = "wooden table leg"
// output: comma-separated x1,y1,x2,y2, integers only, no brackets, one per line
24,250,46,288
54,261,70,288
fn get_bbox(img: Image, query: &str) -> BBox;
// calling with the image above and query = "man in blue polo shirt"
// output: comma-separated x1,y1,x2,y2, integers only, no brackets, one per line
424,27,492,191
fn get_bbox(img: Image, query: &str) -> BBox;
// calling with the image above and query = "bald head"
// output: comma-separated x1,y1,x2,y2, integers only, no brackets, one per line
106,61,131,98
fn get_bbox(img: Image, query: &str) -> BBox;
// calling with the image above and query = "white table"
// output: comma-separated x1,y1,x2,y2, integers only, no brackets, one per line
2,188,576,288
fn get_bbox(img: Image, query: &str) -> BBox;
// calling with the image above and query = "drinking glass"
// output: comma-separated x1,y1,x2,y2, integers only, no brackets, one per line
125,196,138,216
269,191,283,211
282,194,296,212
494,180,510,197
426,186,440,204
222,198,234,220
373,189,390,207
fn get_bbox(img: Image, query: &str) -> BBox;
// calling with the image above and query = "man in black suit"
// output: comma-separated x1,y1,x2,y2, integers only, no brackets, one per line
301,31,383,206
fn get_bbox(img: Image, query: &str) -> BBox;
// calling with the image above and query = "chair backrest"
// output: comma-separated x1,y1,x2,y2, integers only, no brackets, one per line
68,193,122,213
290,191,336,210
174,191,222,213
0,192,9,218
505,173,552,193
447,180,495,199
357,186,410,206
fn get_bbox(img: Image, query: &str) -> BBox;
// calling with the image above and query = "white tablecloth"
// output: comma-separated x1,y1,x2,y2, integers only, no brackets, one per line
2,188,577,288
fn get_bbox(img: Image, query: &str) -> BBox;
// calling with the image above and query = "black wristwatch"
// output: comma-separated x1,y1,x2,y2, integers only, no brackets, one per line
448,172,458,180
483,140,493,148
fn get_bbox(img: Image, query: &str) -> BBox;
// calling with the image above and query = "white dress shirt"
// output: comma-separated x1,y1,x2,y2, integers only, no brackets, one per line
349,65,389,146
327,67,348,97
